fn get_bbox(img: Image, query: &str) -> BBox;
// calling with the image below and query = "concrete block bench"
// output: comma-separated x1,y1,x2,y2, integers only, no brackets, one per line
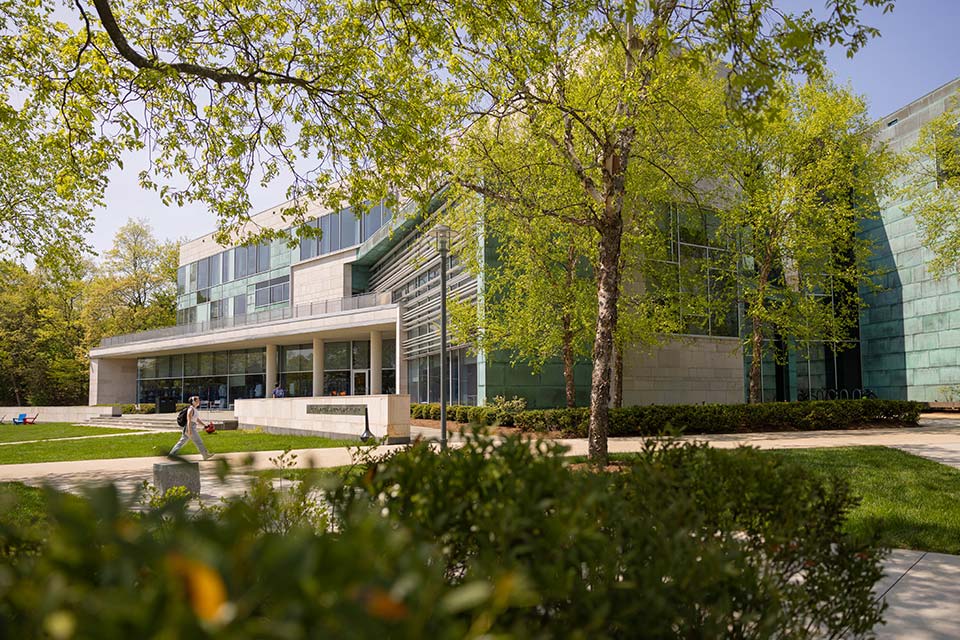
153,461,201,495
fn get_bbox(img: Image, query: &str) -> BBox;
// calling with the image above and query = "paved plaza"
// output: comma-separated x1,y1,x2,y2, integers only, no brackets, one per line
4,415,960,636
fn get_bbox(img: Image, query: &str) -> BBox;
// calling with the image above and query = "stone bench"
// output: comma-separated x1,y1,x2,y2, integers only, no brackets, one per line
153,461,201,495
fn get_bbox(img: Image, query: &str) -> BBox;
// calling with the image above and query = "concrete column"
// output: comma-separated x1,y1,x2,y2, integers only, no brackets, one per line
370,330,382,395
89,357,139,405
266,344,277,397
313,336,324,397
396,309,406,395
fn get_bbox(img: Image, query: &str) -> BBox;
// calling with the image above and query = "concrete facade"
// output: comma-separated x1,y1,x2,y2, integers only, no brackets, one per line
622,336,744,405
234,395,410,443
291,249,356,306
89,358,138,406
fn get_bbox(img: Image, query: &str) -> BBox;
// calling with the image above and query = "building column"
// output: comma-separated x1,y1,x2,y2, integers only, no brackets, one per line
370,330,382,395
396,309,406,395
313,336,324,397
266,344,278,397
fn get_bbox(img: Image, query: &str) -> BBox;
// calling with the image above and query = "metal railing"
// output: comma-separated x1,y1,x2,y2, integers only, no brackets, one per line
98,291,394,348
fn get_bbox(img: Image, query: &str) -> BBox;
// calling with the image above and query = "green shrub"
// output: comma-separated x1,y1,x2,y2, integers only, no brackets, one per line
0,434,885,638
514,399,923,437
328,433,885,638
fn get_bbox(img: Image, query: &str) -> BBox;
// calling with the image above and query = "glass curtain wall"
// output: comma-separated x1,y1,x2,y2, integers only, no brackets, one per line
322,339,396,396
137,348,266,408
279,344,313,397
406,347,477,405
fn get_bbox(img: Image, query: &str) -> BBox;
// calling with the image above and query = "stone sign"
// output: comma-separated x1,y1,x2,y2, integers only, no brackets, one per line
306,404,367,416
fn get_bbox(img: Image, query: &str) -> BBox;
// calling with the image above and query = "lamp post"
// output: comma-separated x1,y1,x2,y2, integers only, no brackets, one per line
433,224,451,450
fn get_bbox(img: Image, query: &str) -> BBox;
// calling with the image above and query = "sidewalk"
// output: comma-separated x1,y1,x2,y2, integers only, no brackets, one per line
876,549,960,639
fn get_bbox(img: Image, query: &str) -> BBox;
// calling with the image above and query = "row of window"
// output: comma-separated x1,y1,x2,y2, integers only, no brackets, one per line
177,242,274,296
299,204,392,261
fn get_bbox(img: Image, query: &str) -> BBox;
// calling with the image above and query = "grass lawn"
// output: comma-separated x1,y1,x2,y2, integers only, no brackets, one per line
767,446,960,555
0,430,357,465
0,422,131,444
0,482,53,537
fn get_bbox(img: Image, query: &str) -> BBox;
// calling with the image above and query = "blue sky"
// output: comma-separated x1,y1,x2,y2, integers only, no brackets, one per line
86,0,960,256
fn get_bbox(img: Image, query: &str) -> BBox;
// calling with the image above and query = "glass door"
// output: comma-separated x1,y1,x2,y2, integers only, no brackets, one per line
352,370,368,396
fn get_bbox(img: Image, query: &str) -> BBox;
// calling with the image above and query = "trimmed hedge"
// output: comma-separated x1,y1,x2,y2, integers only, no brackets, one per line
411,404,508,426
512,399,924,437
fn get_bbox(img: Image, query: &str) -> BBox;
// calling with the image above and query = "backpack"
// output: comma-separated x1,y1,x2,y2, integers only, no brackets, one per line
176,406,189,428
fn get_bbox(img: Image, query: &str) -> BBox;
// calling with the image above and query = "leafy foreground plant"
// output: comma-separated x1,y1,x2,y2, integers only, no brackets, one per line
0,435,884,638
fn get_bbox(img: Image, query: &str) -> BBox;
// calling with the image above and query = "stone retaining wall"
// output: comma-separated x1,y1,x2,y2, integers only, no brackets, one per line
0,405,121,423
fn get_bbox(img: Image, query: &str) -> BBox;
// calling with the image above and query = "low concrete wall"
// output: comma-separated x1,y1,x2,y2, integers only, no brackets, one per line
0,405,121,423
234,395,410,444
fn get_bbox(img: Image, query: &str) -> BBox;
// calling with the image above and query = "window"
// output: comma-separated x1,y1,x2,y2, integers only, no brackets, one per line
352,341,370,369
188,262,198,292
234,294,247,317
257,241,271,272
209,254,221,286
198,258,209,290
235,247,247,279
340,207,358,247
324,342,351,370
299,219,319,261
254,276,290,308
246,244,258,276
329,212,340,252
177,266,186,295
221,249,232,282
321,214,331,255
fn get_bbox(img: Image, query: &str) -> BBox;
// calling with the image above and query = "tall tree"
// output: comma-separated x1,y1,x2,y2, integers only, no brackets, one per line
441,1,892,463
900,89,960,277
5,0,895,462
82,219,178,346
716,79,893,403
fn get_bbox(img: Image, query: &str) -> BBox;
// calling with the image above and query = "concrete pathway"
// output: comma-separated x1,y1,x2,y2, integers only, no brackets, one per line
876,549,960,639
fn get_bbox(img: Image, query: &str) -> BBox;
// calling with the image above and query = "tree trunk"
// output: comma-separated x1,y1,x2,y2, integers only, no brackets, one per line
748,313,764,404
588,212,623,466
562,321,576,408
562,243,577,408
611,345,623,408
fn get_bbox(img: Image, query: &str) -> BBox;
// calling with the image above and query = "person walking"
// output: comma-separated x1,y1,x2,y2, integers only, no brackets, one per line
170,395,214,460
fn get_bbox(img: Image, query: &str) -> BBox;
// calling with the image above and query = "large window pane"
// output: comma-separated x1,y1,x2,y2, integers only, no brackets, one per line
280,371,312,397
246,349,265,374
188,262,198,292
382,370,396,395
234,294,246,317
256,286,269,307
340,207,358,247
352,341,370,369
235,248,246,278
324,342,350,370
139,357,157,379
329,212,340,252
247,244,258,276
214,352,229,375
209,254,221,286
177,266,186,295
320,214,331,255
182,353,199,377
429,355,440,403
221,249,232,282
382,339,396,369
323,371,350,396
258,241,271,272
199,352,214,375
198,258,209,290
229,351,246,374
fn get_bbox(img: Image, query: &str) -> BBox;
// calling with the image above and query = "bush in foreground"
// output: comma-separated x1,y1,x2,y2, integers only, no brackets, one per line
0,434,885,638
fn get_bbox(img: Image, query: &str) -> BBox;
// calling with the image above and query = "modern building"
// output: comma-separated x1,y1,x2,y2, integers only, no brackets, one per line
88,196,745,409
747,77,960,403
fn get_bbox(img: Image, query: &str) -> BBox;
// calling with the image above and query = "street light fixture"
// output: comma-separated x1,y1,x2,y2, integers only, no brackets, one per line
433,224,451,450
